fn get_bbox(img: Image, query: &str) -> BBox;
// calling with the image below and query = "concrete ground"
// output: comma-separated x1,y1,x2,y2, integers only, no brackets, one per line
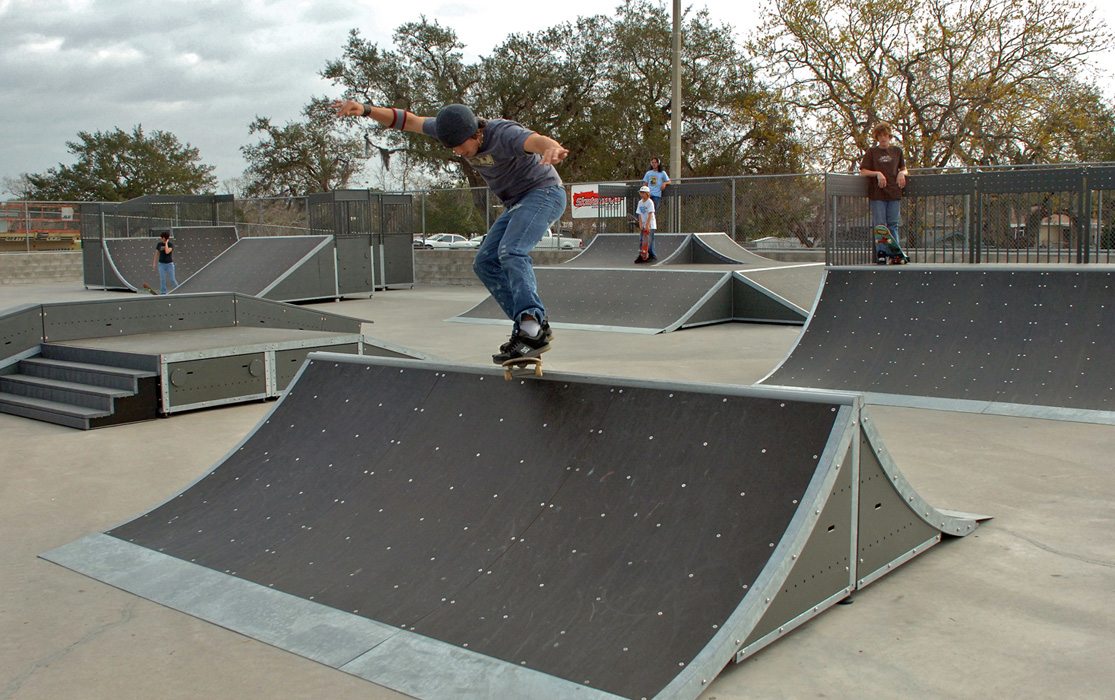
2,282,1113,700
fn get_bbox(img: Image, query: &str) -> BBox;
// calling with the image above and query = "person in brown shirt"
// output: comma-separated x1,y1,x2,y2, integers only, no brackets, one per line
859,123,908,244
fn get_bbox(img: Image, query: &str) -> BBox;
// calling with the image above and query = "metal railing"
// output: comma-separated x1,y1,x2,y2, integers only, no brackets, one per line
825,165,1115,265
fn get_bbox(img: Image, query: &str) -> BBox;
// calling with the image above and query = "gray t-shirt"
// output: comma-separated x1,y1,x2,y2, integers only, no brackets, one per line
423,118,562,206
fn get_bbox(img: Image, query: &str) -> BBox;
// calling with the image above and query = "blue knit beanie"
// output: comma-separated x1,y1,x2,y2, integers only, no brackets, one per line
434,104,478,147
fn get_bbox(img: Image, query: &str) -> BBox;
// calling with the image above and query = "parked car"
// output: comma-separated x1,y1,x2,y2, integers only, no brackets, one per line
421,234,470,249
449,235,484,249
535,229,582,249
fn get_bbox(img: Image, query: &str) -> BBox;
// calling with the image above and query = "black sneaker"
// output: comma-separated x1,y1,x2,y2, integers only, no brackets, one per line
496,321,554,354
493,327,551,364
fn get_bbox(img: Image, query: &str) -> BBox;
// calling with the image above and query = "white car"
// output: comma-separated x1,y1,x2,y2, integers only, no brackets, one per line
421,234,469,249
449,235,484,249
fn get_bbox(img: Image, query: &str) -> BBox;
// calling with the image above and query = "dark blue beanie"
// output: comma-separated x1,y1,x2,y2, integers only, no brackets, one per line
435,104,478,147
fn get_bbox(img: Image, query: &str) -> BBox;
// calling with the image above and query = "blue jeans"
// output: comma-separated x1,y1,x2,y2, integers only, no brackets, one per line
473,185,566,328
157,262,179,294
870,199,902,240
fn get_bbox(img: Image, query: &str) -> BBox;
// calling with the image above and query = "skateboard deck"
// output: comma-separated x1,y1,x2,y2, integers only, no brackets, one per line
639,228,650,260
874,225,909,264
142,283,160,295
502,356,543,380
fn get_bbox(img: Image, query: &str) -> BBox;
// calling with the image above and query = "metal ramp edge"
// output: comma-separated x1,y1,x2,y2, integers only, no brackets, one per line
757,266,1115,425
41,355,983,700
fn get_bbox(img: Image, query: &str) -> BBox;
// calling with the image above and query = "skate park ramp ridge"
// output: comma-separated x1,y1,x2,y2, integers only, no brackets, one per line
760,266,1115,425
96,226,239,292
451,267,810,333
169,235,335,301
43,354,983,700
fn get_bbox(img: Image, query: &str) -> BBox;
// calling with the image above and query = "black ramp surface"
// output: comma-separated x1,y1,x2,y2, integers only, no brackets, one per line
170,236,330,296
96,357,840,700
453,267,732,333
762,266,1115,418
562,234,691,267
103,227,238,291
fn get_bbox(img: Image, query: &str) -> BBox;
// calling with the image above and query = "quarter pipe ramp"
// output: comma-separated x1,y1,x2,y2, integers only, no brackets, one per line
44,354,982,700
760,266,1115,423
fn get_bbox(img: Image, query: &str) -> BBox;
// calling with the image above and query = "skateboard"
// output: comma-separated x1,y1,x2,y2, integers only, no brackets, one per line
142,283,160,295
639,228,650,261
874,225,909,264
502,356,543,380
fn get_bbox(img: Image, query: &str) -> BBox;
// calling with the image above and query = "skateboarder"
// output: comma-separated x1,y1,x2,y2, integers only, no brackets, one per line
859,123,908,253
334,99,566,364
634,185,657,263
151,231,178,294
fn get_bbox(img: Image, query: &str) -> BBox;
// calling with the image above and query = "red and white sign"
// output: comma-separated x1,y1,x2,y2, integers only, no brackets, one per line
571,183,626,219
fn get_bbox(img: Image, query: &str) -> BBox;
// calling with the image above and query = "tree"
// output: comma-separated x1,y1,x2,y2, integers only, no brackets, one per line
16,126,216,202
322,3,803,187
750,0,1114,169
240,98,366,197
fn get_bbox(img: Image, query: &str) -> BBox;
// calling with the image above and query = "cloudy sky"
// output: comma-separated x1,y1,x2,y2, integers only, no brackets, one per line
2,0,1114,196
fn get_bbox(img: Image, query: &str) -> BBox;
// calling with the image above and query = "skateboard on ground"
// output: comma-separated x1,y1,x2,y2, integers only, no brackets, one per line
502,356,543,380
639,228,650,261
142,283,160,295
874,225,909,264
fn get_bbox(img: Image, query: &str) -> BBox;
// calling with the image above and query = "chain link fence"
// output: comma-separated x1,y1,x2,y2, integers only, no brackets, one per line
7,164,1114,264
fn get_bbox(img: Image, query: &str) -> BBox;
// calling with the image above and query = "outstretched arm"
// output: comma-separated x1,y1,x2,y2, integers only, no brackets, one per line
524,133,569,166
332,100,430,135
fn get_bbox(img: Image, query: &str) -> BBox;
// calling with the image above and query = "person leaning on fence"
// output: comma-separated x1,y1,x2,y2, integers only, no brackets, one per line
859,123,908,245
642,157,670,216
333,98,567,364
634,185,658,263
151,231,178,294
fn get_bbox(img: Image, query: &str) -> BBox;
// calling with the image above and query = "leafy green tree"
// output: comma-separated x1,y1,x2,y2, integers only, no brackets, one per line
750,0,1113,169
17,126,216,202
322,3,803,187
240,98,366,197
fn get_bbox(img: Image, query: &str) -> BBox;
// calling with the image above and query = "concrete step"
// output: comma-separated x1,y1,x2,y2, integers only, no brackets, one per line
0,374,128,411
0,392,106,430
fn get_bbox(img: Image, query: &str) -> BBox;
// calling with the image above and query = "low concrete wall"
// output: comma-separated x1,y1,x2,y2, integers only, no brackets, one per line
0,251,84,285
414,249,581,286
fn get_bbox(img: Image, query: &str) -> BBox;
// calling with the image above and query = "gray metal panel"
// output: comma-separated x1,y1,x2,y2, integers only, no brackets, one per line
1086,165,1115,190
978,168,1083,195
903,172,977,197
677,276,734,327
232,295,363,334
0,304,45,365
730,273,809,324
260,241,339,302
825,173,869,197
741,438,855,647
41,534,398,669
762,266,1115,418
274,343,358,391
452,268,734,334
164,352,267,410
40,295,237,342
170,236,331,296
733,265,825,314
335,235,374,294
381,233,415,287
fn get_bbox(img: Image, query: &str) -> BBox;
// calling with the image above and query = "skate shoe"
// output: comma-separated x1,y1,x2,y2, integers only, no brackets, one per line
493,326,551,364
